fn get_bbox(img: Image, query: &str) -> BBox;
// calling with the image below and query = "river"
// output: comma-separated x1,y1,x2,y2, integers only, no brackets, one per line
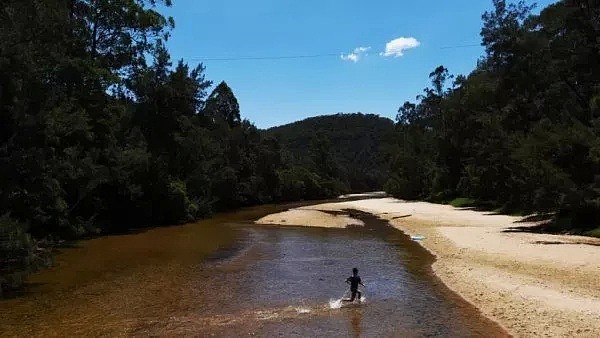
0,203,507,337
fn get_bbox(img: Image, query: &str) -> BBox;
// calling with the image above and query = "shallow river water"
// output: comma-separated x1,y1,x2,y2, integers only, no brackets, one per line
0,203,507,337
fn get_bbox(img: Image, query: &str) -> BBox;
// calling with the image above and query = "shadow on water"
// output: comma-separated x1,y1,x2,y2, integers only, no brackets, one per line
204,243,245,262
0,282,48,300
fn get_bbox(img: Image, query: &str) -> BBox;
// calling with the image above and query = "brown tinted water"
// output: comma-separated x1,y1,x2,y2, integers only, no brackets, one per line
0,204,508,337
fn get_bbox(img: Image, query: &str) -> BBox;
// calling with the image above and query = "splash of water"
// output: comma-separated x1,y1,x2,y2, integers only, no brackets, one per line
328,298,343,309
328,295,367,309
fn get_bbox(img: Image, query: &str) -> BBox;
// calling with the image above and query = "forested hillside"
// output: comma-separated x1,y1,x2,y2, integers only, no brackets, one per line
266,114,394,193
385,0,600,236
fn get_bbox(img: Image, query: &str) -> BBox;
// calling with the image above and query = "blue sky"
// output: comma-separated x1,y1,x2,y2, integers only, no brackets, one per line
161,0,556,128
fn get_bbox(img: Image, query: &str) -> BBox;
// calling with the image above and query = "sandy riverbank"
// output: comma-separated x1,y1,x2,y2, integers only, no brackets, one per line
255,197,600,337
255,209,363,228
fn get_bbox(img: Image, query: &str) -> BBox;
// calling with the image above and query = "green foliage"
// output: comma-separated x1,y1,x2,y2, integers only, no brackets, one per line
2,0,395,294
277,167,325,201
204,81,241,127
386,0,600,234
0,0,388,252
1,0,597,288
10,0,599,293
448,198,477,208
0,215,33,294
585,228,600,238
164,180,198,224
267,113,394,193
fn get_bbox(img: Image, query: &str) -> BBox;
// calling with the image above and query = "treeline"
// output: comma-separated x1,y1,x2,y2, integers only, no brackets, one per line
266,113,394,196
0,1,385,293
5,0,597,294
385,0,600,235
0,1,280,236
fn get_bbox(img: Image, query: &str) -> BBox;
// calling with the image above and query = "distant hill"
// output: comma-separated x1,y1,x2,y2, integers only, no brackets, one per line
265,113,394,192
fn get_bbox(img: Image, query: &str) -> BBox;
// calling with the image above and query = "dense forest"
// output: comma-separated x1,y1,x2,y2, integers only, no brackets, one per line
266,114,394,194
0,1,385,293
2,0,599,294
385,0,599,235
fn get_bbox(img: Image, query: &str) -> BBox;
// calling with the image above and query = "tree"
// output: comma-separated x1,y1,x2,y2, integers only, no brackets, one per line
203,81,241,127
385,0,600,234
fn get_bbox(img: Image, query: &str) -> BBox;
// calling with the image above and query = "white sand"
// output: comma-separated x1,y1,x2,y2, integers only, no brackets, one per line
256,197,600,337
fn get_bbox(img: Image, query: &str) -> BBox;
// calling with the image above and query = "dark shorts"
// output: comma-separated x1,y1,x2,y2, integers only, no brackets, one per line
350,289,361,300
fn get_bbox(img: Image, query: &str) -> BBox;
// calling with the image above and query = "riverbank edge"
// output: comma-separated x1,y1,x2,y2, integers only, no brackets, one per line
255,197,600,337
256,204,510,335
0,197,349,297
386,217,513,335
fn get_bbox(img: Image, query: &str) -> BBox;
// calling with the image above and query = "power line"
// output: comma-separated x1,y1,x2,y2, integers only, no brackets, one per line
188,43,483,62
190,53,340,61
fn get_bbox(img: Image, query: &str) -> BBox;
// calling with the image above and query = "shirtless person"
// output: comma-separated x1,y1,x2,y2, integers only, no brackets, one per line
343,268,365,302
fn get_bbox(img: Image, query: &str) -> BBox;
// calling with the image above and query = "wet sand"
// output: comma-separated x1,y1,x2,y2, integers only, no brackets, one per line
259,198,600,337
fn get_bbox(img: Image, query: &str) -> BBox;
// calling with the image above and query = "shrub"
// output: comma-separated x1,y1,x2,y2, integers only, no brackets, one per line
0,215,34,295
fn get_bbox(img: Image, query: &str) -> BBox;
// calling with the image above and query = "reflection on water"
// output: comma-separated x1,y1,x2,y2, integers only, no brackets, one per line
350,308,363,338
0,205,507,337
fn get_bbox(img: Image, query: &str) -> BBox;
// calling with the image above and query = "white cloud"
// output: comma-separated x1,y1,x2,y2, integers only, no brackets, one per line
341,53,359,62
381,37,420,57
341,46,371,63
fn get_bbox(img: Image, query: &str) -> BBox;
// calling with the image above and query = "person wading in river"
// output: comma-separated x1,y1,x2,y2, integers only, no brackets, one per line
343,267,365,302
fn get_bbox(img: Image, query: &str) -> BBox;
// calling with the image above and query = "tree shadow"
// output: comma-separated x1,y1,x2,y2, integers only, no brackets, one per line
391,214,412,219
514,213,554,223
502,222,600,245
499,213,555,233
502,222,555,234
531,240,600,247
454,206,503,215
